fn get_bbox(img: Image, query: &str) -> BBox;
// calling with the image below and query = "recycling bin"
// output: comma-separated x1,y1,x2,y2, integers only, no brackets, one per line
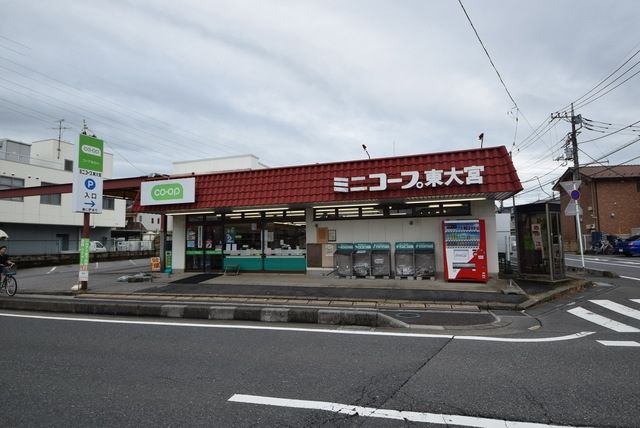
414,241,436,278
394,242,415,277
371,242,391,277
334,243,354,277
352,243,372,277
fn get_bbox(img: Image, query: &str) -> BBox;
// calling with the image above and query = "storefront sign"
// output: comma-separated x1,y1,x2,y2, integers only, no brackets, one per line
372,242,390,250
72,134,104,213
140,178,196,206
395,242,415,250
334,165,485,193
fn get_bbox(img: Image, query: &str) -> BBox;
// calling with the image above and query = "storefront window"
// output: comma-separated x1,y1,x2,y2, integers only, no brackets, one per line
264,222,306,255
313,202,471,220
224,223,262,254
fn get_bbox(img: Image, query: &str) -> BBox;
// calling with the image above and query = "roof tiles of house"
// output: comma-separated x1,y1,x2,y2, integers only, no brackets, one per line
137,145,522,212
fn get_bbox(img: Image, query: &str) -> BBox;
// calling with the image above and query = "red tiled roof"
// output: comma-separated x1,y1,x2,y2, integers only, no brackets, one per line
135,145,522,212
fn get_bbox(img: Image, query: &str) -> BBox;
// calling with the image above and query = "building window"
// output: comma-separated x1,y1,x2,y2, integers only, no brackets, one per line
313,202,471,221
64,159,74,172
103,196,115,210
264,221,306,254
0,175,24,202
40,182,61,205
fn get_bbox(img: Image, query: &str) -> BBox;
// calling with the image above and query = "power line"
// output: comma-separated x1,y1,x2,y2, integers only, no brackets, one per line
574,65,640,110
457,0,517,109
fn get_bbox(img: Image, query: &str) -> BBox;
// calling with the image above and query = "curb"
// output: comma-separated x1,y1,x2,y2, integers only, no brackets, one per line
516,279,591,310
0,296,406,329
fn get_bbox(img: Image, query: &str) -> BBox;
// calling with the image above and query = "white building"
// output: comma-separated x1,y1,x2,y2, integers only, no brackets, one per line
0,138,126,255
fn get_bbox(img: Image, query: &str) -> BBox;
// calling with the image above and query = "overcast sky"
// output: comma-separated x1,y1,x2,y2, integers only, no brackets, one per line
1,0,638,205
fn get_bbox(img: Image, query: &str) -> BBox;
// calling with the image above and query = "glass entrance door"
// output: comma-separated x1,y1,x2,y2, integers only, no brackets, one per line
203,224,224,271
185,224,204,271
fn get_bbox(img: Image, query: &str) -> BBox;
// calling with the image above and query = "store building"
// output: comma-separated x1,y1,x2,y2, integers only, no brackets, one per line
134,146,522,280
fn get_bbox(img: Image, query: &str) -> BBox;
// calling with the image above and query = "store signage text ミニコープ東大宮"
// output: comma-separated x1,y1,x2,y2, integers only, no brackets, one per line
334,165,485,193
140,177,196,206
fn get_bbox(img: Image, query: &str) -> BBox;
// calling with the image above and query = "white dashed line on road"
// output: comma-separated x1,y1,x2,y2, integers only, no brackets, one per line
597,340,640,347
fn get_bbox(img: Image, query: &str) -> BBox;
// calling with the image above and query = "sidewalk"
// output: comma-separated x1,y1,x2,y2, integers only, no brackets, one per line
1,263,591,329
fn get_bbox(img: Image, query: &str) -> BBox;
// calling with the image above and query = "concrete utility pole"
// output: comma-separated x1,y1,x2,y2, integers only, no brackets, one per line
570,104,580,181
553,104,584,266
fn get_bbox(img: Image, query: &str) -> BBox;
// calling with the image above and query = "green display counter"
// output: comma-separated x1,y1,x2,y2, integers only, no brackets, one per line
264,256,307,272
223,256,263,271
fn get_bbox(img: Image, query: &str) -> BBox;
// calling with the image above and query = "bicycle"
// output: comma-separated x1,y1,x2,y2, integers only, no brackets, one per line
1,265,17,296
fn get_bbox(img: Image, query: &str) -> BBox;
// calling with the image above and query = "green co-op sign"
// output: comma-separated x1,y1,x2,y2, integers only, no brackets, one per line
140,178,196,206
72,134,104,213
78,135,104,172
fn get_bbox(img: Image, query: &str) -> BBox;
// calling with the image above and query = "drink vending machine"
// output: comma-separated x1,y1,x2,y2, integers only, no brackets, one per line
442,219,488,283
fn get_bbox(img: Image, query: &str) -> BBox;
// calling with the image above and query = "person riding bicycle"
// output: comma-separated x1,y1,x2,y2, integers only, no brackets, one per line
0,245,15,274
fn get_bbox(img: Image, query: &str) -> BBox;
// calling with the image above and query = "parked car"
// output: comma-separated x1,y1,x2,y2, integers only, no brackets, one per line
90,241,107,253
621,235,640,256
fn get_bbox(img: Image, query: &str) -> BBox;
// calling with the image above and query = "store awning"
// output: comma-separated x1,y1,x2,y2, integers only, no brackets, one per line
134,145,522,213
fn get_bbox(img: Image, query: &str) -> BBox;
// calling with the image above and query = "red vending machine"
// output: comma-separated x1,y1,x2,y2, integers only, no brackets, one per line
442,219,488,283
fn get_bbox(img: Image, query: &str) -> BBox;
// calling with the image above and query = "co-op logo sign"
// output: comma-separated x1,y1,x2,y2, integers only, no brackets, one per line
152,183,183,200
81,145,102,157
141,178,196,206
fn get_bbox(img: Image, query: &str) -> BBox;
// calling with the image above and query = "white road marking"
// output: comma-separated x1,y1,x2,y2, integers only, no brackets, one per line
228,394,589,427
597,340,640,347
620,276,640,281
46,267,57,274
590,300,640,321
565,256,640,267
567,307,640,333
128,259,137,265
633,299,640,304
0,312,594,343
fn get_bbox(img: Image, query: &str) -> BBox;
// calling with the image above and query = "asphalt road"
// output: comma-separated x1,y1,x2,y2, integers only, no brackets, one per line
1,293,638,427
565,253,640,280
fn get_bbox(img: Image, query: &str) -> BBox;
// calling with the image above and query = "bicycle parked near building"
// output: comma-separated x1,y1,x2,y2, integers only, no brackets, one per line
0,264,17,296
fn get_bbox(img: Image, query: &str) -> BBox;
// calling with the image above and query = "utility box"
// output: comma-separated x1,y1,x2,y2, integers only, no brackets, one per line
371,242,391,277
352,243,372,277
414,241,436,279
394,242,415,277
334,243,354,277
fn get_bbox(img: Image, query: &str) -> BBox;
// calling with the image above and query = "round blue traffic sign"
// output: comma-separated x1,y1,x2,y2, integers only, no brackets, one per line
570,189,580,200
84,178,96,190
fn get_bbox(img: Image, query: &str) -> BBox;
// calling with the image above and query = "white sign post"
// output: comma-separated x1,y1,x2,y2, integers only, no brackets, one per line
560,181,585,269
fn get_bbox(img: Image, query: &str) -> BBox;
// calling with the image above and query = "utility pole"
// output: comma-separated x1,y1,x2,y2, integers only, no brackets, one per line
50,119,71,159
570,104,579,180
552,103,585,267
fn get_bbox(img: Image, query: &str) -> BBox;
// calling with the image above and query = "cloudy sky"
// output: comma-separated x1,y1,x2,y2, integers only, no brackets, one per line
1,0,638,204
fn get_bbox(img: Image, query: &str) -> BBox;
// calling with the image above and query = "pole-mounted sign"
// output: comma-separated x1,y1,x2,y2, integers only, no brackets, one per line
72,134,104,213
560,180,585,268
